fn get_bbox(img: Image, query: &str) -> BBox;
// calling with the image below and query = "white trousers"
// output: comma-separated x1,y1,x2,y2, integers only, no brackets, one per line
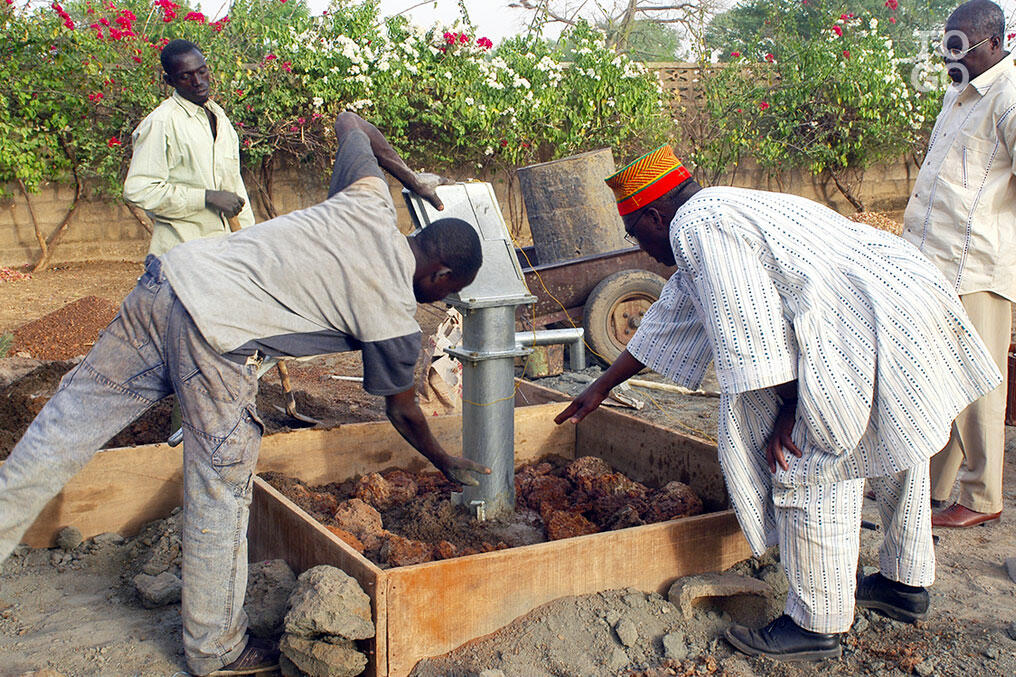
774,463,935,633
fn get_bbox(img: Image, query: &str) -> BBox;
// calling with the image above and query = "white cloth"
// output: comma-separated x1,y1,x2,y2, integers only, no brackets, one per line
625,187,1000,553
124,91,255,256
903,57,1016,302
777,466,934,633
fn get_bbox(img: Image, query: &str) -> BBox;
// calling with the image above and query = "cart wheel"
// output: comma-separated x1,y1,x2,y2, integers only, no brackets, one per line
583,269,666,364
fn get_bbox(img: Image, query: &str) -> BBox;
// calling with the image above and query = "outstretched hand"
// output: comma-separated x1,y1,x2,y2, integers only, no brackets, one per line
554,384,609,425
766,405,802,473
436,454,491,487
414,173,453,211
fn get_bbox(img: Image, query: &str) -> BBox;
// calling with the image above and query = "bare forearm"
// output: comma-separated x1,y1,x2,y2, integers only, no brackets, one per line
385,396,446,467
592,350,646,395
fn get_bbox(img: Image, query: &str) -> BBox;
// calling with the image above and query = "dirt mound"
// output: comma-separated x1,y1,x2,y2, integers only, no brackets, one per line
263,455,704,569
12,296,119,360
848,211,903,236
0,359,381,460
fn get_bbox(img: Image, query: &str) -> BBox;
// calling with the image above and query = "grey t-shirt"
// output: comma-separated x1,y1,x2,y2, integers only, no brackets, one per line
161,129,421,395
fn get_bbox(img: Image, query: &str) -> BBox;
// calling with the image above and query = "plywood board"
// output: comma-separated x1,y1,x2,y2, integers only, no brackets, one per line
13,402,574,547
383,512,749,676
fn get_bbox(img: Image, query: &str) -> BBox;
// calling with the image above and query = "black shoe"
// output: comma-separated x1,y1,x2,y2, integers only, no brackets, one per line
855,572,928,623
201,637,280,676
724,614,842,661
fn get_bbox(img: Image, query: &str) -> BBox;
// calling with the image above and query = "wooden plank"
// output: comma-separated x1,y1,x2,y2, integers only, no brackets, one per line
14,402,573,547
19,443,185,547
577,407,729,510
383,511,751,676
256,402,573,486
249,478,389,676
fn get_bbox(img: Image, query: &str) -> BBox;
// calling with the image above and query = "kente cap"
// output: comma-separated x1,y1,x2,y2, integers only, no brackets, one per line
605,145,692,216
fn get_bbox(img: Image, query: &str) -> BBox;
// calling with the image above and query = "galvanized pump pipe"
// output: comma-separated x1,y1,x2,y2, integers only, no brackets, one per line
404,183,536,519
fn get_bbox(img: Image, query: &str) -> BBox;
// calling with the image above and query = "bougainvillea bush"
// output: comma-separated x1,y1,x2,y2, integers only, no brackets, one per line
696,0,946,210
0,0,670,201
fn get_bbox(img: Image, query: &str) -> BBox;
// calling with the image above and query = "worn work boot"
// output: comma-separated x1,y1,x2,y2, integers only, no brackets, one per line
855,572,928,623
201,637,280,676
724,614,842,661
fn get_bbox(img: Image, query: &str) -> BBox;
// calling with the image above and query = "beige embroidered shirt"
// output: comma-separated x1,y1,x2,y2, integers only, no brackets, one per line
903,57,1016,302
124,91,254,256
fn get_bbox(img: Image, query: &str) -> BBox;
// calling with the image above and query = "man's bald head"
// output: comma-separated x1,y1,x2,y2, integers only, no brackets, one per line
947,0,1005,41
943,0,1008,82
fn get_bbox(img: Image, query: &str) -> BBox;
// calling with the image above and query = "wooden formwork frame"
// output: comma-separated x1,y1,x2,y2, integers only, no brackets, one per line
249,384,751,676
11,381,751,677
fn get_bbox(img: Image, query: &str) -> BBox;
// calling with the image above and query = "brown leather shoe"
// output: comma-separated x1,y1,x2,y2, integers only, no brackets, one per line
931,503,1001,528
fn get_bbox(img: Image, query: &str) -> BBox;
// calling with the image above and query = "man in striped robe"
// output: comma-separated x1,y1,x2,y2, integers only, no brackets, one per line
555,145,1000,661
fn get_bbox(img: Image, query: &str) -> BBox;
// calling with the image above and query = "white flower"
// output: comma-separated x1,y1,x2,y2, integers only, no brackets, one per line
484,146,494,156
312,97,323,108
444,71,452,79
465,96,475,105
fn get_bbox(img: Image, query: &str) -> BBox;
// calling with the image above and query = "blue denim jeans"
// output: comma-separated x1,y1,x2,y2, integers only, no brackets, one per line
0,256,263,674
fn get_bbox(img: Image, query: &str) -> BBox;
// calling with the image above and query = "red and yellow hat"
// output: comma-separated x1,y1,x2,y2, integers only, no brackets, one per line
605,145,691,216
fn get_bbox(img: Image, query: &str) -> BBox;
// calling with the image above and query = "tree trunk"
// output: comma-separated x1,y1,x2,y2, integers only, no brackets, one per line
829,169,865,212
17,179,47,267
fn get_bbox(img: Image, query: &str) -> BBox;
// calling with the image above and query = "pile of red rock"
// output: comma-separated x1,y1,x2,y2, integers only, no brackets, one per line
515,456,703,540
263,456,703,569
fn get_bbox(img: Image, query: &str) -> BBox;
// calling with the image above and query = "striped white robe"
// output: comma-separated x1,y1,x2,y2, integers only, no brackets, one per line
626,187,1001,555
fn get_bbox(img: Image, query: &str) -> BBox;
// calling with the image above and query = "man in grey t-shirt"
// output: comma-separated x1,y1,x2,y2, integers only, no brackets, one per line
0,113,487,676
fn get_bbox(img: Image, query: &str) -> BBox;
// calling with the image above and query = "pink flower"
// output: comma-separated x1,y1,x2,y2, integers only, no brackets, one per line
764,53,774,62
184,11,204,22
297,117,305,125
884,0,898,9
758,101,770,110
88,92,104,102
840,13,849,20
843,50,851,59
477,37,493,49
289,125,298,132
265,53,277,61
731,51,741,57
109,27,122,39
832,25,843,37
63,18,74,29
736,108,743,113
107,137,121,147
500,139,508,147
459,33,469,44
243,138,252,147
281,61,292,72
889,16,896,23
1009,33,1015,40
444,31,457,45
99,17,109,25
132,55,142,63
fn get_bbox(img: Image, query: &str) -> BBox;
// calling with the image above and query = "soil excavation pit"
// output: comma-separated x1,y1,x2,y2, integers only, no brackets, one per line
249,385,753,677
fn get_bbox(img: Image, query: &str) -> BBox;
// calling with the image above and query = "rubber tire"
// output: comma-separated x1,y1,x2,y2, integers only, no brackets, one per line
583,269,666,365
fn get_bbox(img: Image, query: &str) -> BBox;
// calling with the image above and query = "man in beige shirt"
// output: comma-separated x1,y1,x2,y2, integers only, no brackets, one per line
124,39,254,255
903,0,1015,528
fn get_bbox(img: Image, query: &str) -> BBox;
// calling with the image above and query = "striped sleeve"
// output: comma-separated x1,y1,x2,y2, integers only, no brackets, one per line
625,274,713,389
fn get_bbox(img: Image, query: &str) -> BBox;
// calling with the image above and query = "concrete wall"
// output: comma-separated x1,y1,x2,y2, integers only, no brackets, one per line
0,157,916,269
